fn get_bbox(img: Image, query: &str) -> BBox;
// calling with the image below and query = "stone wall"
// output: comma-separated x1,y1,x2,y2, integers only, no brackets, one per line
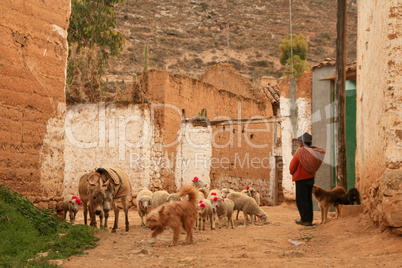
0,0,70,206
278,72,312,201
356,0,402,233
145,65,276,203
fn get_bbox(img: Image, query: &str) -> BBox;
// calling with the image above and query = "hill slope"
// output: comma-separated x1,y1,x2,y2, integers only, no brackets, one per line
105,0,357,87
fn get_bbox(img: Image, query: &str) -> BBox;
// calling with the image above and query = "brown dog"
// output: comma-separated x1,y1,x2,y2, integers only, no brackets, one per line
312,184,347,224
146,185,198,246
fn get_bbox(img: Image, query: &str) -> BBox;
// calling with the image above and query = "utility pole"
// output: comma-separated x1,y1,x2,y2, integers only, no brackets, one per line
226,0,230,63
289,0,293,76
335,0,347,190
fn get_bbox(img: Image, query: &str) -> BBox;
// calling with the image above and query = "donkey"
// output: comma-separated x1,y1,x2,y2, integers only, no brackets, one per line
78,172,114,228
96,168,132,233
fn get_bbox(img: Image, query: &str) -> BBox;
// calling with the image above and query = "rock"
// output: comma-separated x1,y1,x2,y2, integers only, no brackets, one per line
139,248,149,255
58,233,67,239
38,252,49,258
48,260,63,266
382,194,402,227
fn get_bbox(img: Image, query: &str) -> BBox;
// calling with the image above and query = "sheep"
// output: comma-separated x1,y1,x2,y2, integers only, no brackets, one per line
150,190,169,208
192,176,210,195
136,188,153,227
247,187,261,205
182,189,206,229
246,187,261,222
207,189,222,201
63,195,82,224
196,199,214,230
221,188,235,198
227,192,268,226
232,189,248,220
210,197,235,229
166,193,182,203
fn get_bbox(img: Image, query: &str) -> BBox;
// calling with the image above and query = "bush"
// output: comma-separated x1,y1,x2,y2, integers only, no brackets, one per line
0,185,99,267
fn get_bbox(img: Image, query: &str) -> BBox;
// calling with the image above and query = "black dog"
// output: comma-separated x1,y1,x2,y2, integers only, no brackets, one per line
334,187,361,205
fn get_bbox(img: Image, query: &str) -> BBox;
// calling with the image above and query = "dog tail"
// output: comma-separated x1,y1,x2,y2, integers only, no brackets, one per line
178,184,198,205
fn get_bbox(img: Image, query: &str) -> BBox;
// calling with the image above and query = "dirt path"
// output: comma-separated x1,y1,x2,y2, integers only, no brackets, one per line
63,203,402,268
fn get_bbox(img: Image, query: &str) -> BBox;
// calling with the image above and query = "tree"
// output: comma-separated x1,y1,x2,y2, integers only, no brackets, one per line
279,34,310,77
286,55,310,77
66,0,125,103
68,0,125,69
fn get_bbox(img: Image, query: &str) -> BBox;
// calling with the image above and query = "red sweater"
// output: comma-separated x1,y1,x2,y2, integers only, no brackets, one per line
289,154,314,182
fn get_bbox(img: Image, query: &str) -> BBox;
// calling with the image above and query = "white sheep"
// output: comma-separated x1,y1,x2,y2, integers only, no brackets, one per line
210,197,235,229
150,190,169,208
232,189,248,220
192,177,210,196
166,193,182,203
221,188,235,198
227,192,268,226
207,189,222,201
196,199,214,230
63,195,82,224
246,187,261,222
192,176,209,188
247,187,261,205
136,188,153,227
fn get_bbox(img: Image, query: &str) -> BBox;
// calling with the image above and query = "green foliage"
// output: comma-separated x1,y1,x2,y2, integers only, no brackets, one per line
279,34,308,65
0,185,67,236
279,34,310,77
198,108,208,118
66,0,125,102
0,185,99,267
286,55,310,77
68,0,125,68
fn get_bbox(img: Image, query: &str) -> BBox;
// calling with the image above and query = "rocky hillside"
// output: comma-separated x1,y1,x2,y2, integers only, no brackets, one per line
104,0,357,89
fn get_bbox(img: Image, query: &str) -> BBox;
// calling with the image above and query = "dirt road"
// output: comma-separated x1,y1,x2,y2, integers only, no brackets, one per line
63,202,401,268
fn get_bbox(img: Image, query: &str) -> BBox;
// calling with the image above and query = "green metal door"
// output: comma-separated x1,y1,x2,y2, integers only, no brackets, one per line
345,80,356,190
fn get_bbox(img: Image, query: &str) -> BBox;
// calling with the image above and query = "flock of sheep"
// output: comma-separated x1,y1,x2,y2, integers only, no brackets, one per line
62,176,268,231
136,178,268,230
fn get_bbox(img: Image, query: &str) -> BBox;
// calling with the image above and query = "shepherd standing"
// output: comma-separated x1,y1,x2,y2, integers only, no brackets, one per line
289,132,325,226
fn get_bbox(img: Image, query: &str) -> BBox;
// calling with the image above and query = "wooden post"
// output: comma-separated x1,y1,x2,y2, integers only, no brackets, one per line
335,0,347,190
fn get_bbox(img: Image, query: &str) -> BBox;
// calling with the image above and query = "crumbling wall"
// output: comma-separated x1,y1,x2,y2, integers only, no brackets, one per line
200,63,258,99
357,0,402,233
278,72,313,201
145,67,275,203
63,103,165,196
0,0,70,207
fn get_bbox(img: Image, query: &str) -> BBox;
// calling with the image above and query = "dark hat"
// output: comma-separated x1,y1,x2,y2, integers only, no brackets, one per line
298,132,312,143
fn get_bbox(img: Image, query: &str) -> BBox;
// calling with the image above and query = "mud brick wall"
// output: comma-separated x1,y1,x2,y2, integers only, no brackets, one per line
145,65,275,203
356,0,402,233
0,0,70,206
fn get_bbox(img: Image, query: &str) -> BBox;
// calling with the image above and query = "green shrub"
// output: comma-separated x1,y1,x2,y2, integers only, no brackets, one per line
0,185,99,267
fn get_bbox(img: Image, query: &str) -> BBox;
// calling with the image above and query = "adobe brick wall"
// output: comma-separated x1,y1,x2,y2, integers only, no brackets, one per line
357,1,402,232
145,66,275,203
0,0,70,206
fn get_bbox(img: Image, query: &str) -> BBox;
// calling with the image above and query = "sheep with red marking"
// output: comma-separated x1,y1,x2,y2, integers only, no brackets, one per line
196,199,214,230
192,176,210,195
211,196,235,229
63,195,82,224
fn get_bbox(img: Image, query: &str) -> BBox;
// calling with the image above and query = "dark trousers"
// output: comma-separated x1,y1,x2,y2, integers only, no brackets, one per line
295,177,314,223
